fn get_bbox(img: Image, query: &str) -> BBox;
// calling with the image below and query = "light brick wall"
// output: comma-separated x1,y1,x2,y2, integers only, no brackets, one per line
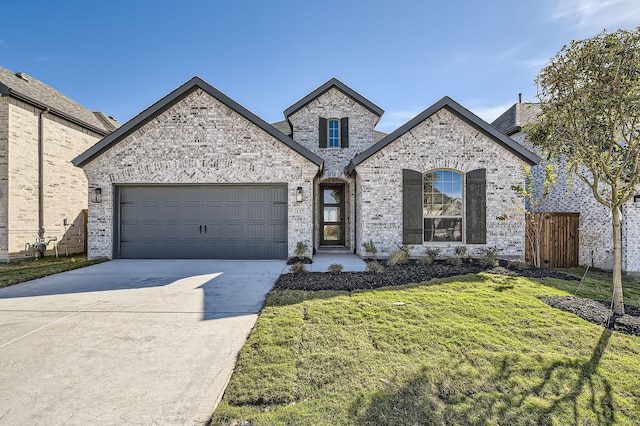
0,98,8,258
3,97,100,260
354,108,528,259
288,87,380,252
82,89,319,259
512,131,640,273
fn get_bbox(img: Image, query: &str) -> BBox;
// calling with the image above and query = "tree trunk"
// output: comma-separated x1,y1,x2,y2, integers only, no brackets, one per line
612,206,625,315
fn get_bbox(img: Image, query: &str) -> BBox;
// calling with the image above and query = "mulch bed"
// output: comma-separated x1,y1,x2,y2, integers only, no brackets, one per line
275,258,640,337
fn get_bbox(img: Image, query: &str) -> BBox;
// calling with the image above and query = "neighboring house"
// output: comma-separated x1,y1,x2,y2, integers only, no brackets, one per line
492,102,640,274
73,77,540,260
0,66,119,261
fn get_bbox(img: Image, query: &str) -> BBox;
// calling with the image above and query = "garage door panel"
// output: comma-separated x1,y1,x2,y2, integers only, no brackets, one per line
118,185,287,259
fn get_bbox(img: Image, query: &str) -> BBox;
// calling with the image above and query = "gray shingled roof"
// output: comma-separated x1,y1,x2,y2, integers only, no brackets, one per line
492,102,541,135
0,66,118,135
283,78,384,119
348,96,540,174
73,76,325,169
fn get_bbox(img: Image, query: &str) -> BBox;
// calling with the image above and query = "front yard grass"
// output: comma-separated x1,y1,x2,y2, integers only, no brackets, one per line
211,273,640,425
557,267,640,306
0,255,107,288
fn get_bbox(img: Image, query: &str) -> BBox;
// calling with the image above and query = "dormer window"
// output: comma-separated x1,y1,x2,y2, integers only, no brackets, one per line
328,119,340,147
319,117,349,148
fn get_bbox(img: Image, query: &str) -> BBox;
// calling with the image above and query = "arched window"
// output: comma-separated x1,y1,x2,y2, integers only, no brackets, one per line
423,170,463,242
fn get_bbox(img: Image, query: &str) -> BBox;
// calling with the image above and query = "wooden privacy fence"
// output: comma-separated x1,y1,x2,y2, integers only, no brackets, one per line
525,212,580,268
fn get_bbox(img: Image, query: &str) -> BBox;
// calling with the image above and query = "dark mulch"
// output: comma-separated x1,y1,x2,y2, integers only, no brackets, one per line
542,296,640,337
275,258,640,337
274,258,577,292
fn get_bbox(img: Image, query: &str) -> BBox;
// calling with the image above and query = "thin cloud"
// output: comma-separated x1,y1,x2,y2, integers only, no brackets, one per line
470,102,516,124
376,110,421,133
552,0,640,31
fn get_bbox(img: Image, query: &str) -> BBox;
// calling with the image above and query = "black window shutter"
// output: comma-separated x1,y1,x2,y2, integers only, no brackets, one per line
402,169,423,244
466,169,486,244
319,117,327,148
340,117,349,148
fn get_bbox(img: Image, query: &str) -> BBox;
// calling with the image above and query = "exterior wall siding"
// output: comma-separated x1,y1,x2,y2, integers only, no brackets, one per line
4,97,99,260
0,98,8,258
355,108,528,259
82,89,319,259
511,131,640,273
288,87,379,252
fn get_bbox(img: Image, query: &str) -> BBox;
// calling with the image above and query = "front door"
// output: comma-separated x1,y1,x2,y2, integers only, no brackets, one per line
320,184,345,245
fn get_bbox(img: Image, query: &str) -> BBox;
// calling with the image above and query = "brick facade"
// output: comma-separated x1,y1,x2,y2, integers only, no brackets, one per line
82,89,320,259
0,97,102,260
287,87,381,252
354,108,529,258
498,104,640,274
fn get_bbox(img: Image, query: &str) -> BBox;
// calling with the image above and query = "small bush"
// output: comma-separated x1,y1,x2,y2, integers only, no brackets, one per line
418,256,433,266
290,263,307,274
454,246,467,257
328,263,343,274
295,242,308,257
426,248,441,260
362,240,378,259
479,247,499,268
366,260,383,274
387,248,410,266
508,260,527,271
446,256,463,266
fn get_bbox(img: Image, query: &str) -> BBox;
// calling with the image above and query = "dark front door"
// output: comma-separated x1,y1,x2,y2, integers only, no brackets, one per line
320,184,345,245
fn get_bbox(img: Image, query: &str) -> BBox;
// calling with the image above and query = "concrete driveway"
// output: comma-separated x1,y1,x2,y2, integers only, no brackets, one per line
0,259,286,425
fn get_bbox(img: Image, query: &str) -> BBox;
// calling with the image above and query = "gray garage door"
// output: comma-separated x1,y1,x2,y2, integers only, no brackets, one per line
116,185,287,259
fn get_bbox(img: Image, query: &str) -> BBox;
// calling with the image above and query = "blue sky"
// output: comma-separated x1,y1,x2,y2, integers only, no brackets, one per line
1,0,639,132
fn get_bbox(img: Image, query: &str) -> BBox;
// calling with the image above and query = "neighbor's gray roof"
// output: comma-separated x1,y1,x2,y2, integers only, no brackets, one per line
0,66,119,135
348,96,541,173
283,78,384,118
491,102,541,136
73,76,325,169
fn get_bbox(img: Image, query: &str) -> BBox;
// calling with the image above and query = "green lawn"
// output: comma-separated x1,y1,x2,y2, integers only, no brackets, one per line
211,273,640,425
0,255,107,288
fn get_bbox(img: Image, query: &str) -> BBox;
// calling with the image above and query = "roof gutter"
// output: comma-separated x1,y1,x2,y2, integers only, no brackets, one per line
0,88,111,137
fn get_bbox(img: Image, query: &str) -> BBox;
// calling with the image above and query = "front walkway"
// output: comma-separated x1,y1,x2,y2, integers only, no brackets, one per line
308,253,367,272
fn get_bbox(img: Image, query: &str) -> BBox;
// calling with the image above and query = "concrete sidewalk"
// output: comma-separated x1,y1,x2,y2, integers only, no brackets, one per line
0,260,285,425
308,253,367,272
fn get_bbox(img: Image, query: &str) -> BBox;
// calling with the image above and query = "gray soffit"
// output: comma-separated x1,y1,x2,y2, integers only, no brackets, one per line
283,78,384,118
0,66,117,136
347,96,541,174
73,76,325,169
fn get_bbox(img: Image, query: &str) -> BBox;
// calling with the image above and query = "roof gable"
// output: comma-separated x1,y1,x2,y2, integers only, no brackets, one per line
73,77,324,168
348,96,541,173
0,66,118,135
283,78,384,118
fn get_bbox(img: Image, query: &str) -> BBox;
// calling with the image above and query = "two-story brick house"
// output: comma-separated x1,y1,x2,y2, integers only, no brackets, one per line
74,77,539,260
0,66,118,260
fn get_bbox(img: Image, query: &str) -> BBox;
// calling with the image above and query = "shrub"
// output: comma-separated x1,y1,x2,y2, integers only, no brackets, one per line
387,248,410,266
454,246,467,257
446,256,463,266
366,260,383,274
295,242,308,258
327,263,343,274
418,247,441,265
508,260,527,271
290,263,307,274
362,240,378,259
479,247,499,268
